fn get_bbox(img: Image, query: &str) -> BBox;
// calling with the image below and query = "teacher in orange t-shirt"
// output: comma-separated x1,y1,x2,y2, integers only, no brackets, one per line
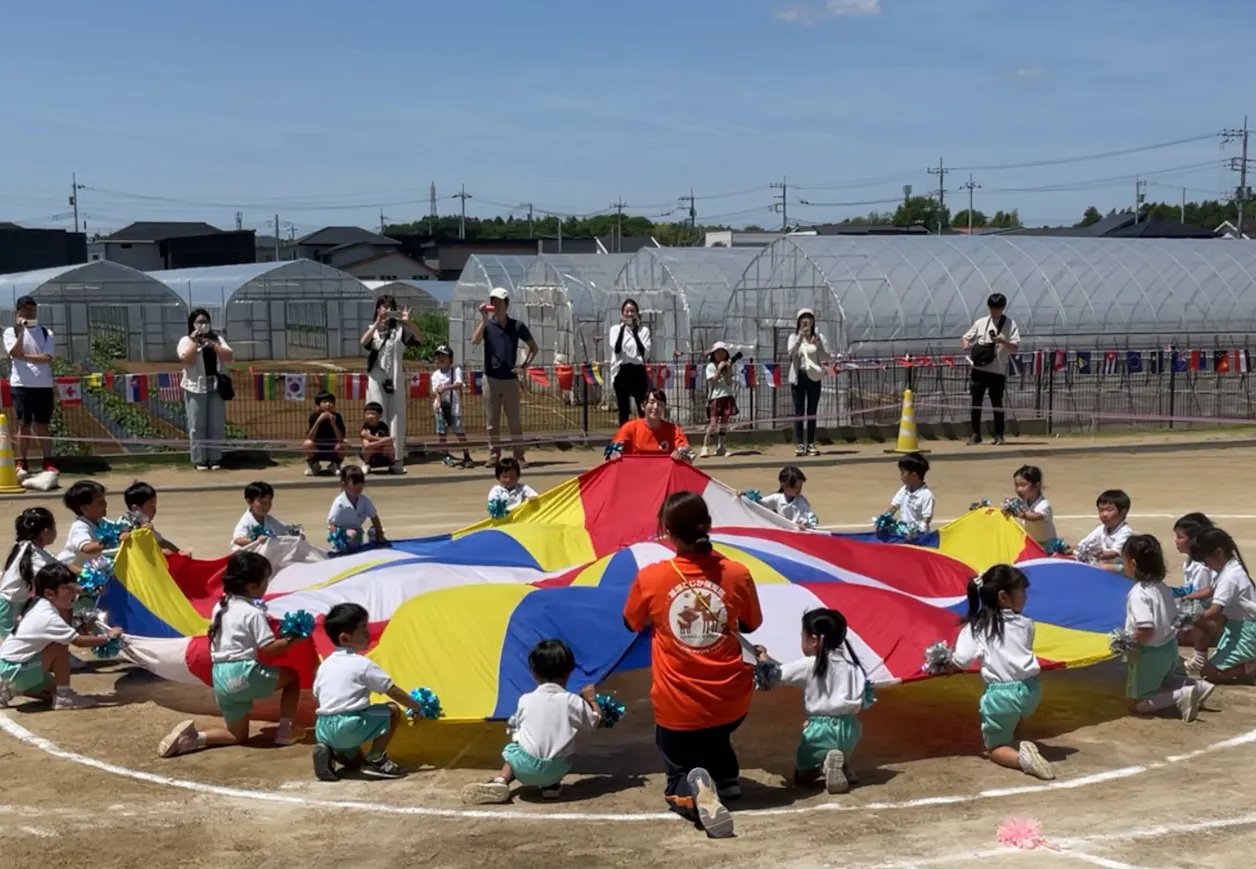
606,389,691,462
622,491,763,839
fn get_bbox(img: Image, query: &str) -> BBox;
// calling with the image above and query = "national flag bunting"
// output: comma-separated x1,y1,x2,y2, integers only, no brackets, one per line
683,363,697,390
0,380,10,408
762,362,781,388
1007,354,1023,376
253,373,276,401
653,364,672,388
342,373,368,400
125,374,148,403
1031,350,1046,377
582,363,603,387
1053,349,1067,371
156,372,181,402
284,374,306,401
470,371,483,395
555,364,574,391
527,367,549,388
1101,350,1118,375
1189,350,1203,372
408,371,430,398
740,363,757,389
1076,351,1092,375
56,376,82,406
1126,351,1143,374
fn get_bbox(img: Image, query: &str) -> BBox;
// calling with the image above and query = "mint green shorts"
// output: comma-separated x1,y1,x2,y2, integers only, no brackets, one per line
503,741,571,788
979,677,1041,749
795,714,862,772
315,704,393,753
211,660,279,723
0,656,53,694
0,597,15,643
1126,639,1185,699
1211,619,1256,671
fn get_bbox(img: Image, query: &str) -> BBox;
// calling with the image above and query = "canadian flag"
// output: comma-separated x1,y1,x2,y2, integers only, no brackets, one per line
55,376,82,406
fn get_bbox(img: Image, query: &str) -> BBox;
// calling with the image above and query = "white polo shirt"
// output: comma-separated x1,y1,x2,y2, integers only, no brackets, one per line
3,325,54,389
1021,495,1058,545
0,542,55,606
1125,581,1177,647
892,484,935,531
231,511,295,550
508,683,598,760
0,598,77,663
57,517,100,570
209,595,275,663
779,649,867,717
327,492,376,532
1210,559,1256,621
952,612,1041,683
314,647,394,715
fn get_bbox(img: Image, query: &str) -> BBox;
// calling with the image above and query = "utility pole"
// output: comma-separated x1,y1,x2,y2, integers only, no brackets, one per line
1181,188,1187,224
454,184,472,240
678,188,697,244
235,211,243,231
379,208,388,236
770,177,788,230
1224,116,1251,236
1134,177,1147,224
428,182,437,237
273,214,281,260
927,159,948,234
960,174,981,233
69,173,85,234
611,198,628,252
520,203,534,239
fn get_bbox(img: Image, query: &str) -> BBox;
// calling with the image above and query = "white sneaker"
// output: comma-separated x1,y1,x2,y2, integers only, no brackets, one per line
698,447,711,459
1017,741,1055,780
158,719,200,758
274,725,305,747
462,778,511,805
52,690,97,710
1196,679,1217,709
1177,683,1204,722
794,444,806,457
0,680,13,708
822,749,849,794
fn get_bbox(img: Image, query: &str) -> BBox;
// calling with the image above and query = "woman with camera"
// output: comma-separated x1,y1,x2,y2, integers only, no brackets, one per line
361,294,422,474
960,292,1021,446
177,308,234,470
609,298,651,426
787,308,829,457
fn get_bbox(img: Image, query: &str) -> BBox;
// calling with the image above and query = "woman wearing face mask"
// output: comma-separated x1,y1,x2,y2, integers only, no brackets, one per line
177,309,233,471
609,299,651,426
787,308,829,457
360,295,422,474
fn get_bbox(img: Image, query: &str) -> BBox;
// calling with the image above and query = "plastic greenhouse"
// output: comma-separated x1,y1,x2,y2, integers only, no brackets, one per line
449,254,533,367
362,280,456,315
151,259,377,361
0,261,189,363
513,254,635,367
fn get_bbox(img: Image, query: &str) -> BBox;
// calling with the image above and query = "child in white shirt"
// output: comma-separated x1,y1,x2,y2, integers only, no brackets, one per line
58,480,111,571
757,466,818,529
948,564,1054,781
311,602,428,781
1007,465,1065,553
231,481,298,550
756,608,870,794
431,345,473,468
890,452,934,534
0,562,120,709
701,342,737,458
1172,513,1215,649
487,457,538,517
156,551,304,758
328,465,386,546
462,638,601,804
0,508,58,642
1075,489,1133,572
1120,535,1211,720
124,481,183,556
1186,528,1256,683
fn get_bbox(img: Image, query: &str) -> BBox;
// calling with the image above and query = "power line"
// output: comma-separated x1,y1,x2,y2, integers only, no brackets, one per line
949,132,1220,172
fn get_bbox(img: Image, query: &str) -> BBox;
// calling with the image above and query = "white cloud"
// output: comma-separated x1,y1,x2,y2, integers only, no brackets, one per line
776,0,881,25
1015,67,1045,79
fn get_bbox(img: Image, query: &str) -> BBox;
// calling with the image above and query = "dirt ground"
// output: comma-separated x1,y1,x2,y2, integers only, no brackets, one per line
5,445,1256,869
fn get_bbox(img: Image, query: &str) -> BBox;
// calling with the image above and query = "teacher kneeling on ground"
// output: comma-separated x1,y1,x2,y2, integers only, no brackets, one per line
960,292,1020,446
623,491,763,839
605,389,691,462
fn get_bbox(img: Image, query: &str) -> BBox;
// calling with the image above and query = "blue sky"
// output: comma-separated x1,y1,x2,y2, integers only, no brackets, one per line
0,0,1251,235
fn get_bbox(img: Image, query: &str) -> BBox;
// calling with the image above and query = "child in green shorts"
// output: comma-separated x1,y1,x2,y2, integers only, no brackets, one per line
1120,534,1212,720
1187,528,1256,683
0,508,58,642
310,602,429,781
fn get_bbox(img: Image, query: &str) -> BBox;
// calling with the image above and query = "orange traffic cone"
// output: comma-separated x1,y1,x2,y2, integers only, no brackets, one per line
885,388,929,455
0,414,27,493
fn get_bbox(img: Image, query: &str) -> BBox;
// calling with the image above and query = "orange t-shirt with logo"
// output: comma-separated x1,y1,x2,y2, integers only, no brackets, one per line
613,419,689,456
623,551,763,731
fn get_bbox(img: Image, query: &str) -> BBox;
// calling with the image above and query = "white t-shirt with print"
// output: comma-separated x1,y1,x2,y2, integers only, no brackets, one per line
0,598,77,663
508,683,598,760
327,492,377,532
892,484,935,531
314,648,394,715
1210,558,1256,621
209,595,275,663
0,542,55,607
779,649,866,717
3,325,54,389
231,510,295,551
1125,581,1177,647
430,366,463,416
952,613,1041,683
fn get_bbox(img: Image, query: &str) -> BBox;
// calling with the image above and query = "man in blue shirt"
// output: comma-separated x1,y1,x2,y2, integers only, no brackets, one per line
472,287,539,466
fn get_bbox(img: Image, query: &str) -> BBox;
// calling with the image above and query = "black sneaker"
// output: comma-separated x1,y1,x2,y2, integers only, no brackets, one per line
328,461,342,475
312,744,338,782
540,783,563,800
364,754,406,778
687,767,734,838
305,460,320,477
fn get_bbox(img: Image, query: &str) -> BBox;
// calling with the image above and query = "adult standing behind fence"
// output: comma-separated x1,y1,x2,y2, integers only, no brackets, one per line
609,298,651,426
177,308,233,471
787,308,829,457
472,288,538,468
361,294,422,475
961,292,1020,446
4,295,57,475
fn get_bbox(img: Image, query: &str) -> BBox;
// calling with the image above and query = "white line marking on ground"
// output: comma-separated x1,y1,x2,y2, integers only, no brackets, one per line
1056,852,1162,869
2,711,1254,823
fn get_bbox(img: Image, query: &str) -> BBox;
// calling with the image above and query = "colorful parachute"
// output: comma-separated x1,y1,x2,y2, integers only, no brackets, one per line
105,457,1129,722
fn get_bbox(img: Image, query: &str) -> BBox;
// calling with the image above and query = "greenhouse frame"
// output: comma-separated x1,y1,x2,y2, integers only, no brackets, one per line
151,259,377,361
449,254,533,368
362,279,456,315
0,261,189,363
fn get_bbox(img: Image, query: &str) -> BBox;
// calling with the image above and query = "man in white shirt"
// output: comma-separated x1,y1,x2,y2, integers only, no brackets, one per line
960,292,1021,446
3,296,57,474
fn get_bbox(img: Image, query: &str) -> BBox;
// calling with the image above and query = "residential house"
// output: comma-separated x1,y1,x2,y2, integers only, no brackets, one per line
0,225,87,273
89,222,257,270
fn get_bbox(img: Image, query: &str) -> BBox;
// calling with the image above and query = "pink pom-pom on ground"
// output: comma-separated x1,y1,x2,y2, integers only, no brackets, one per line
997,817,1049,850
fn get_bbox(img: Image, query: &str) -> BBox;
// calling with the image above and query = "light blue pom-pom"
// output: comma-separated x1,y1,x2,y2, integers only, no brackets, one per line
1171,585,1191,599
279,609,315,639
78,556,115,597
1043,538,1069,556
1108,629,1134,658
743,489,762,503
96,519,126,550
407,687,443,720
804,514,819,530
874,511,916,541
603,441,624,460
1002,496,1027,516
327,526,351,552
923,640,954,674
487,497,509,519
92,635,123,659
1174,598,1204,631
251,524,275,541
862,680,877,710
595,693,625,728
753,660,781,691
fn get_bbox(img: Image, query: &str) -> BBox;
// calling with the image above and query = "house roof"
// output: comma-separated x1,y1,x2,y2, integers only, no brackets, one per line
336,250,436,273
812,223,930,236
103,221,223,242
296,226,400,248
0,222,22,230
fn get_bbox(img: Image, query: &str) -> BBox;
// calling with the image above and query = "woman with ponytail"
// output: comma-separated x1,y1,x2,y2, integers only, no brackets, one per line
623,491,762,839
0,508,57,641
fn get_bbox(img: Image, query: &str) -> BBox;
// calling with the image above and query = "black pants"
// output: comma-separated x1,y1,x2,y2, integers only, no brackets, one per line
655,716,744,820
791,377,822,446
970,369,1007,437
614,364,649,426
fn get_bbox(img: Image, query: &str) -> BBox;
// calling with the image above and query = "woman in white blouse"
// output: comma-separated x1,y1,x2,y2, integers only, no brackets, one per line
787,308,829,456
609,298,651,426
176,308,233,471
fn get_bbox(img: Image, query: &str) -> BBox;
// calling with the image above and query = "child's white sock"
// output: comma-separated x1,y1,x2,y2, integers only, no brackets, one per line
55,685,73,697
1135,690,1181,713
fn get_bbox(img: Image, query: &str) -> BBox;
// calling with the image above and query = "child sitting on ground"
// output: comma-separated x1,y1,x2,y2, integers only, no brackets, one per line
889,452,934,535
461,638,601,804
752,466,818,528
1005,465,1066,554
1173,513,1216,652
312,602,429,781
1185,528,1256,683
488,457,538,515
328,465,387,547
948,563,1055,781
755,608,870,794
1120,534,1212,721
431,344,473,468
1075,489,1133,572
0,562,122,709
232,481,299,550
359,402,394,472
0,508,58,642
156,552,304,757
124,481,183,556
58,480,111,572
303,391,348,477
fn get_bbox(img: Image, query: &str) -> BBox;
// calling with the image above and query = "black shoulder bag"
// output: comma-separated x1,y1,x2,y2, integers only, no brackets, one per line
968,316,1005,367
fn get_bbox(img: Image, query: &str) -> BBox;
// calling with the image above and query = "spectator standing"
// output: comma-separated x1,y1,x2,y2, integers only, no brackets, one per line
786,308,829,457
609,299,651,426
472,288,539,468
177,308,233,471
360,295,421,475
3,296,57,474
961,293,1020,446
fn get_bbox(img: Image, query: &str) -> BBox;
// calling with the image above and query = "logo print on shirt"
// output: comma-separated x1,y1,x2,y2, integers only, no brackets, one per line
667,580,729,649
659,440,670,452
